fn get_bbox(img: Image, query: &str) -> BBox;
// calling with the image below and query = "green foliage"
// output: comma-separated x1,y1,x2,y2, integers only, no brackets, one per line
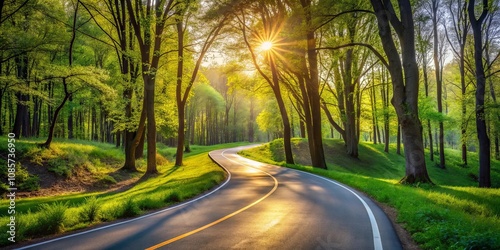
256,100,283,134
137,197,164,210
118,198,141,218
98,175,117,185
23,202,68,237
48,157,72,177
79,196,102,223
18,175,40,192
164,191,181,203
0,160,40,194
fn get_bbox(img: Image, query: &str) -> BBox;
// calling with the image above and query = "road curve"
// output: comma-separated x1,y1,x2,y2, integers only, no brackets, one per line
17,145,401,250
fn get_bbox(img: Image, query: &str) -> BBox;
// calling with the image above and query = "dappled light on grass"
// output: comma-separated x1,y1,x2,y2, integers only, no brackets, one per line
239,139,500,249
0,141,247,246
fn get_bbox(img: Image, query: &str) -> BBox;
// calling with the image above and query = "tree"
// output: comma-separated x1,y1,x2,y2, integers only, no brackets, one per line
174,1,229,166
126,0,178,174
468,0,491,187
416,11,435,161
321,10,373,158
297,0,327,168
81,0,146,171
44,0,80,148
237,1,295,165
444,0,470,165
430,0,446,168
370,0,432,183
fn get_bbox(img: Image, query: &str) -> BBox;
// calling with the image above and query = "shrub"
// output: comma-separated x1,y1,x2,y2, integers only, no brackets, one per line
118,198,140,218
26,202,68,237
99,175,117,185
137,197,164,210
0,162,40,194
79,196,101,223
18,175,40,191
48,158,72,177
164,191,181,203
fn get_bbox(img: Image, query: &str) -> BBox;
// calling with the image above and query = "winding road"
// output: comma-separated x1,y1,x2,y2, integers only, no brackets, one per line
18,145,402,250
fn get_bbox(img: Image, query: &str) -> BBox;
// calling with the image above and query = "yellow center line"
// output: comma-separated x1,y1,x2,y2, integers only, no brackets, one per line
145,153,279,250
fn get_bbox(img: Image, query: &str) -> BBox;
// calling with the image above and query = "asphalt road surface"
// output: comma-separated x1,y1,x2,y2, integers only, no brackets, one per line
18,145,402,250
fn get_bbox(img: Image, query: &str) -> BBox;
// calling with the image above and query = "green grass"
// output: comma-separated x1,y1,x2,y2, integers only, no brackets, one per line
240,138,500,250
0,138,248,246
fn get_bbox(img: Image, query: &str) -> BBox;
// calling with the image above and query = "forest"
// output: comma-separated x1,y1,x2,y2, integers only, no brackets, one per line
1,0,500,189
0,0,500,249
2,0,500,249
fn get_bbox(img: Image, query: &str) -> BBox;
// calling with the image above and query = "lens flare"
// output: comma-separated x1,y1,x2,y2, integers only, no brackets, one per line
261,41,273,51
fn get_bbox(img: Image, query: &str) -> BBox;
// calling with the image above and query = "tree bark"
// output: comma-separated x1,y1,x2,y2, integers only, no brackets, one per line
68,95,74,139
44,79,70,148
344,48,359,158
431,0,446,169
248,98,255,142
270,56,294,165
175,19,186,166
298,0,326,169
370,82,378,144
468,0,490,188
422,48,434,161
12,54,29,139
397,123,401,155
126,0,178,174
370,0,432,184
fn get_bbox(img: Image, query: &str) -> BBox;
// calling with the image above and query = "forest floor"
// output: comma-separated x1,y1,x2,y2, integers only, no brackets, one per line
18,162,141,197
239,138,500,250
0,139,144,197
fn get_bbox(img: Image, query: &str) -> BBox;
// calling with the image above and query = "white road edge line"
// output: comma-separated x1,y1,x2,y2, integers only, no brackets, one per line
272,165,384,250
296,170,383,250
236,153,384,250
17,150,234,250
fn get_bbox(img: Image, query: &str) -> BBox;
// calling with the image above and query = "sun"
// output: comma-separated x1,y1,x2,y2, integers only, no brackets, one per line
261,41,273,51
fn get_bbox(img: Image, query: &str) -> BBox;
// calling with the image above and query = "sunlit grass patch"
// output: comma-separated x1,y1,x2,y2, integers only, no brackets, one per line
240,139,500,249
0,139,245,246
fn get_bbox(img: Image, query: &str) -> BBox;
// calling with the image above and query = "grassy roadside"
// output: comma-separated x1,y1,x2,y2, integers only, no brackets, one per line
239,139,500,249
0,138,248,247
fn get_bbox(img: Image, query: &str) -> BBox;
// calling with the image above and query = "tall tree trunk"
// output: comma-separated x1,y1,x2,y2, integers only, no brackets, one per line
460,64,468,164
422,53,434,161
144,74,157,174
115,130,121,147
175,20,186,166
397,123,401,155
371,0,432,184
270,56,294,165
44,0,79,146
68,95,74,139
248,98,255,142
12,53,29,139
302,0,326,169
432,0,445,168
381,70,389,153
370,82,378,144
44,79,70,148
468,0,490,187
344,48,359,158
135,128,145,159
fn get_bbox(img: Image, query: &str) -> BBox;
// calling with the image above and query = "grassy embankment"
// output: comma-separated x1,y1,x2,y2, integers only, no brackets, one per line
240,138,500,249
0,137,247,246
